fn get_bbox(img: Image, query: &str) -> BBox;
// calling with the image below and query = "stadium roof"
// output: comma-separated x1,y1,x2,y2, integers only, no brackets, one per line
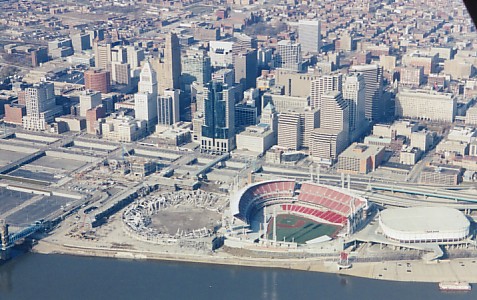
380,207,469,233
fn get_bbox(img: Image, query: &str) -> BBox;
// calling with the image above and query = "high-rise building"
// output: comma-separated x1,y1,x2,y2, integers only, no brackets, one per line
84,69,111,94
200,81,236,153
22,82,63,131
310,73,343,110
111,46,127,64
157,89,180,126
93,40,112,70
126,46,145,68
79,90,102,117
181,49,212,90
278,111,301,150
134,62,158,130
350,64,384,122
320,91,349,132
212,68,235,87
154,33,181,94
303,108,320,148
86,29,105,46
260,102,278,144
111,62,131,86
257,47,273,69
234,49,258,90
275,40,303,72
311,91,349,162
298,19,321,54
343,73,366,134
71,33,91,53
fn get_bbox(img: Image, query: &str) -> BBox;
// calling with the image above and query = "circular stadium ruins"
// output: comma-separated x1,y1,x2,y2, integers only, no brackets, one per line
123,190,227,250
224,179,370,254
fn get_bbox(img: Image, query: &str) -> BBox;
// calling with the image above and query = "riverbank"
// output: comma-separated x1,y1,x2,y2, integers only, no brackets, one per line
32,238,477,284
30,212,477,284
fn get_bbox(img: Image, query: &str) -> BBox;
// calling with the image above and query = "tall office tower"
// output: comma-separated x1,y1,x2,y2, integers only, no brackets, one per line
343,73,366,135
126,46,145,68
277,111,302,150
181,50,212,91
232,33,257,53
134,62,158,131
111,62,131,86
260,102,278,144
303,108,320,148
93,40,112,70
275,40,303,72
311,91,349,162
86,29,105,46
155,33,182,94
298,19,321,54
257,47,273,69
71,33,91,53
84,69,111,94
201,81,236,153
212,68,235,87
234,49,258,90
310,73,343,110
111,46,127,63
350,64,384,122
79,90,102,117
157,89,180,126
22,82,62,131
320,91,349,132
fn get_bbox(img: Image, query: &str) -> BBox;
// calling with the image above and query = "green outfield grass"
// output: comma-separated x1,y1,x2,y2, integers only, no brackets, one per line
267,214,340,244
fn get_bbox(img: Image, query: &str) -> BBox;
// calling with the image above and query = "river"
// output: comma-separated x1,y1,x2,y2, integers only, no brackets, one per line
0,253,475,300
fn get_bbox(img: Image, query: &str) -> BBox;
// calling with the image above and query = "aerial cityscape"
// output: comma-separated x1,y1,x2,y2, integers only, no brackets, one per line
1,0,477,296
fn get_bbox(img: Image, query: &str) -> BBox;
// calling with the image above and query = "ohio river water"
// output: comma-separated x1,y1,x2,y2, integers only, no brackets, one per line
0,254,476,300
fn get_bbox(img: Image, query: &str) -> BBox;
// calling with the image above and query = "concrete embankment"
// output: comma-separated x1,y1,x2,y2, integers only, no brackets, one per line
32,240,477,283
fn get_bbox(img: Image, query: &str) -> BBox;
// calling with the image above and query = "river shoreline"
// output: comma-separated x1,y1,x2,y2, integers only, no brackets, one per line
31,239,477,284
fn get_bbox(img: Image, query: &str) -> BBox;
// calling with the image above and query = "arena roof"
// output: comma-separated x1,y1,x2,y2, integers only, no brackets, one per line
380,207,469,233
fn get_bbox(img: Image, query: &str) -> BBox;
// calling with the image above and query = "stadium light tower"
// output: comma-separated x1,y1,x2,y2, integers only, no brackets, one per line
273,207,277,242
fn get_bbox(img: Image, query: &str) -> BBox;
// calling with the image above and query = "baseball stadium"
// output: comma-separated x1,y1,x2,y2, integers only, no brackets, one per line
225,179,369,252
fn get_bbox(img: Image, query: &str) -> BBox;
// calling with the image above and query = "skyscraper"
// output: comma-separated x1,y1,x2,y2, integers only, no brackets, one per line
22,82,62,131
181,49,212,90
350,64,384,122
155,33,182,94
93,40,112,70
134,61,158,131
200,81,236,153
275,40,303,72
126,45,145,68
234,49,258,90
278,111,302,150
343,73,366,135
111,62,131,86
310,73,343,110
157,89,180,126
311,91,349,162
298,19,321,54
71,32,91,53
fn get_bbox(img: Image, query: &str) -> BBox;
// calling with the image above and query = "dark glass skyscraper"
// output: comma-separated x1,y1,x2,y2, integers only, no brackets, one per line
201,81,236,153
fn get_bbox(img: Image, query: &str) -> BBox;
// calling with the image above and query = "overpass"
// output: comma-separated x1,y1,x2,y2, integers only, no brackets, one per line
0,151,45,175
370,183,477,203
193,153,230,179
